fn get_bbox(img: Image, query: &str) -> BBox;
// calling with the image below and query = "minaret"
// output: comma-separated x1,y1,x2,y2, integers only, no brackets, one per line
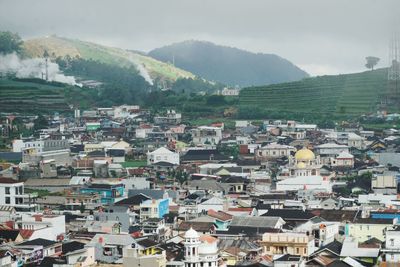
184,227,201,267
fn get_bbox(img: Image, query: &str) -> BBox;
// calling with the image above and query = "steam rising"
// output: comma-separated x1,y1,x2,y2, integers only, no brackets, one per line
0,53,80,86
128,56,154,85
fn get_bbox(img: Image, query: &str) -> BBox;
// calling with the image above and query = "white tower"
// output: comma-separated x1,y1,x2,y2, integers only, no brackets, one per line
184,227,201,267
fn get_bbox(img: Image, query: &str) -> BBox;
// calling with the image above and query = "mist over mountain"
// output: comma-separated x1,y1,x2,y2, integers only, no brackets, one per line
148,40,309,87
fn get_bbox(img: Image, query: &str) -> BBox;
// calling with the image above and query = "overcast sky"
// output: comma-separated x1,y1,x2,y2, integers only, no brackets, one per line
1,0,399,76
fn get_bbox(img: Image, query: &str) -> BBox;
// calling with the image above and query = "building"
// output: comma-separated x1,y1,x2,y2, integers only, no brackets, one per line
80,181,124,205
192,126,222,146
276,148,331,192
255,143,295,161
260,232,316,257
0,177,37,211
371,173,398,194
154,110,182,125
140,199,169,222
183,228,219,267
147,147,180,166
382,225,400,263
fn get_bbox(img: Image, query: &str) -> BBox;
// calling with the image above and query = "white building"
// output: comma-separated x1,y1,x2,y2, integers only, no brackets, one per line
0,178,36,211
114,105,140,119
332,151,354,168
382,226,400,263
147,147,179,166
192,126,222,146
18,213,66,241
184,228,219,267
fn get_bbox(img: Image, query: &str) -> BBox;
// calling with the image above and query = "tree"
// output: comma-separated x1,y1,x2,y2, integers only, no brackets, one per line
0,31,23,54
365,56,380,71
33,115,48,130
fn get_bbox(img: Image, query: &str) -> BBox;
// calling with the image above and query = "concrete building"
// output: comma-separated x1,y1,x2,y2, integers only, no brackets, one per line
147,147,179,166
260,232,316,257
255,143,295,161
192,126,222,146
0,177,37,211
183,228,219,267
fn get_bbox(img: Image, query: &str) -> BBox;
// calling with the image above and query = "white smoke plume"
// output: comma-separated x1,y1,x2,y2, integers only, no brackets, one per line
0,53,81,86
128,56,154,85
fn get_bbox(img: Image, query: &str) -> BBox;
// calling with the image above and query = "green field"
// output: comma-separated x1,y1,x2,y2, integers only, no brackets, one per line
239,68,390,116
0,78,70,113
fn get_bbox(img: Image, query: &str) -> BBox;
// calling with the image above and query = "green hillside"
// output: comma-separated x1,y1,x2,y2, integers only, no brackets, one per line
23,36,195,83
149,40,308,87
239,68,391,116
0,78,70,113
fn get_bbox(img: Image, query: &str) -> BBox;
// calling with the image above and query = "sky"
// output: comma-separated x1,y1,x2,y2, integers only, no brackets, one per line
0,0,399,76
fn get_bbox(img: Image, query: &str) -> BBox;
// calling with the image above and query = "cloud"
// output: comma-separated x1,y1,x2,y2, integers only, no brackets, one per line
0,0,399,76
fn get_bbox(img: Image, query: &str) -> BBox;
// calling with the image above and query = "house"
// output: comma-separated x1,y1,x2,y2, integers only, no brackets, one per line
80,180,124,205
17,238,62,258
340,237,379,263
344,218,393,242
255,143,295,161
260,232,316,257
371,173,398,194
140,199,169,222
0,178,37,211
192,126,222,146
381,225,400,264
87,233,135,263
181,149,229,164
274,254,303,267
18,214,66,241
147,147,179,166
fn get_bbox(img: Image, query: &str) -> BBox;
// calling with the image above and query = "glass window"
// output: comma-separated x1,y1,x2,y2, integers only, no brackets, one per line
5,187,10,195
5,197,10,204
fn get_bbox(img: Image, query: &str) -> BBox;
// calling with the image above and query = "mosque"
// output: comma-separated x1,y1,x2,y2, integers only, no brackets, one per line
276,147,332,192
184,227,219,267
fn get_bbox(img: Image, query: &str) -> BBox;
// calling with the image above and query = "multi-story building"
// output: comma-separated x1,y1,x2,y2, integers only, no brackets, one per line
154,110,182,125
183,228,219,267
192,126,222,146
260,232,316,257
382,225,400,263
255,143,296,161
140,199,169,222
80,181,124,205
0,177,37,211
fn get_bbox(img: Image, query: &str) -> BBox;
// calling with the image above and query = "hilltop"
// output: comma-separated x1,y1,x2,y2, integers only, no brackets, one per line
23,36,195,84
148,40,308,87
239,68,391,117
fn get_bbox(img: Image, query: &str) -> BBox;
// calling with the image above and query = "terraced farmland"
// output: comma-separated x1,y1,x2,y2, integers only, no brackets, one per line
0,79,70,113
239,68,389,116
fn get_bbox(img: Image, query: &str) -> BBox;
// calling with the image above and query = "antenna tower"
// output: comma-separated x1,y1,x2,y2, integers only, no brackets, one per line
388,32,400,107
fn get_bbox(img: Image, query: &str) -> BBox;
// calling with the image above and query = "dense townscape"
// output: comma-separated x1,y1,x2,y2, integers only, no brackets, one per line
0,106,400,267
2,1,400,266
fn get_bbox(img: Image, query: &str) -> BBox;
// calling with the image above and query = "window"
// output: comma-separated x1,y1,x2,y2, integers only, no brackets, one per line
304,248,307,254
5,197,10,204
296,248,300,254
391,239,394,247
5,187,10,195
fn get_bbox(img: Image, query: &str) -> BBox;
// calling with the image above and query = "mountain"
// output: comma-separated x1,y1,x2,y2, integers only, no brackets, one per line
239,68,390,116
148,40,308,87
23,36,195,84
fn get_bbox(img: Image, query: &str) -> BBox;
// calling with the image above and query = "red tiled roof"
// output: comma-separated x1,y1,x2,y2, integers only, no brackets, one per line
19,229,34,239
207,209,233,222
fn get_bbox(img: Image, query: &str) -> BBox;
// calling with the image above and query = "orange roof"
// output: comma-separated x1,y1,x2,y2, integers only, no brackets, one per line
199,234,217,243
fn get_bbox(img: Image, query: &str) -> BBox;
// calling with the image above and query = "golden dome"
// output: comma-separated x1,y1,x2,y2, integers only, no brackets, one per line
297,162,307,169
295,148,315,161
